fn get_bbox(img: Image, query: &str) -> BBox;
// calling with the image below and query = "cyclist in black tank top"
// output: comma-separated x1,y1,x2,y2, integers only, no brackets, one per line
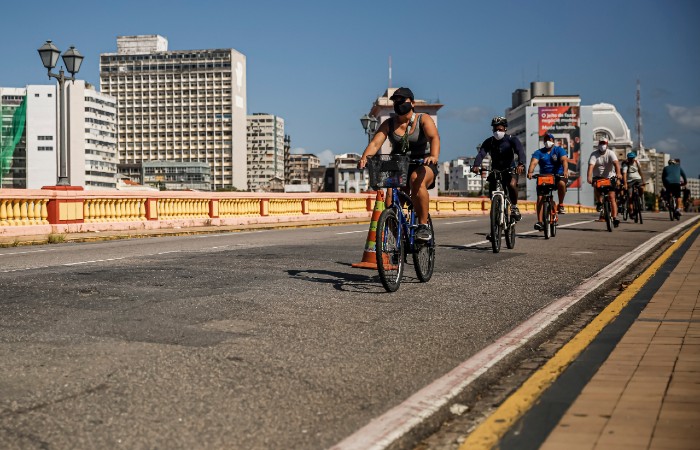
359,87,441,241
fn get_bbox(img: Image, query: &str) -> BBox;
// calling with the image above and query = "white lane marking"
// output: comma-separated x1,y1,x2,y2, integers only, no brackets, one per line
331,215,700,450
336,230,367,235
461,220,594,248
0,249,51,256
572,251,594,255
443,220,478,225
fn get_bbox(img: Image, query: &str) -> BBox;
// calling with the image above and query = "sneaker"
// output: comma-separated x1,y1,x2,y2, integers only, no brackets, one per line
675,208,682,218
534,222,543,231
415,224,432,241
558,205,566,214
596,202,602,212
613,218,620,228
486,234,492,241
511,205,522,221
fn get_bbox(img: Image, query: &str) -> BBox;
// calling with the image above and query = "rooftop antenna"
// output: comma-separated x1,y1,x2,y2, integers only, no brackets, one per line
537,61,540,81
636,79,644,152
388,55,392,91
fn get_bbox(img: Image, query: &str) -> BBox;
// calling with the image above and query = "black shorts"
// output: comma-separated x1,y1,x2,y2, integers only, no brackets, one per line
665,183,681,199
535,174,564,196
407,163,438,190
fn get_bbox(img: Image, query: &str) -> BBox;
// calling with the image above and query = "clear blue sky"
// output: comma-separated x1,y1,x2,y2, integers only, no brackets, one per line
2,0,699,176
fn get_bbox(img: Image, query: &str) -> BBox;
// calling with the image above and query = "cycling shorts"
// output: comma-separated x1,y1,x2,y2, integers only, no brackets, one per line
407,163,438,190
626,179,642,196
664,183,681,199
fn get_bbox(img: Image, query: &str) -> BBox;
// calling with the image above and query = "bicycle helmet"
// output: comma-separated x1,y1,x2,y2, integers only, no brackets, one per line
627,152,637,159
491,116,508,127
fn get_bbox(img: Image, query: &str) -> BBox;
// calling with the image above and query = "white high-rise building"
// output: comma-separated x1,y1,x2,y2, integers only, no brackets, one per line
246,113,285,192
0,83,117,189
99,35,248,191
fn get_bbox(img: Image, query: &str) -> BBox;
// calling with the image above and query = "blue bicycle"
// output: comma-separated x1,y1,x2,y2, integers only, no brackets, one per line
367,154,436,292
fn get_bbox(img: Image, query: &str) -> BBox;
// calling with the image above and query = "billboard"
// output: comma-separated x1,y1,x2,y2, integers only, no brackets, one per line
538,106,581,188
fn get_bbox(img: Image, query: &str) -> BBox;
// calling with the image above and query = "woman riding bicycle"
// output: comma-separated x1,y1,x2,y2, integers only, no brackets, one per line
622,152,645,219
358,87,440,241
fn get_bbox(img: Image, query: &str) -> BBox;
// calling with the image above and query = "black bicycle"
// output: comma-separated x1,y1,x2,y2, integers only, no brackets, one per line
367,154,436,292
666,189,681,221
628,184,644,224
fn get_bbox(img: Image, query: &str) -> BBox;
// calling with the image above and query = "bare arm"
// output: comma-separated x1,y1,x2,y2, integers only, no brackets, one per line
358,120,389,168
587,163,595,184
527,157,539,179
614,160,622,179
421,114,440,165
561,156,569,178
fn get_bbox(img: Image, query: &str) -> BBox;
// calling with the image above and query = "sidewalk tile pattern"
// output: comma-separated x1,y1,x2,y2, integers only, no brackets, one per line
541,234,700,449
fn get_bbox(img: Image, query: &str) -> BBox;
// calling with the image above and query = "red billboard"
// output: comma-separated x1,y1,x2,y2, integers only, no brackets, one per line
538,106,581,188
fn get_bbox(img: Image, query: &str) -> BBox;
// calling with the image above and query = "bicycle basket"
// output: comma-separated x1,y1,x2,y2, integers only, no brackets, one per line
367,154,410,189
537,174,555,186
594,178,612,189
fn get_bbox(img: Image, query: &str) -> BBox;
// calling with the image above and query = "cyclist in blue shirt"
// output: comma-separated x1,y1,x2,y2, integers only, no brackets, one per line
527,133,569,231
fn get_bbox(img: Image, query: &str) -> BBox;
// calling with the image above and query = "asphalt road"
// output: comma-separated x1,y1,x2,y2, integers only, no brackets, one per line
0,212,695,449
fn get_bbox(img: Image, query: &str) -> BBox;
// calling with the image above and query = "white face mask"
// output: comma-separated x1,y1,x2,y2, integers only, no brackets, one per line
493,131,505,140
545,141,554,149
598,144,608,152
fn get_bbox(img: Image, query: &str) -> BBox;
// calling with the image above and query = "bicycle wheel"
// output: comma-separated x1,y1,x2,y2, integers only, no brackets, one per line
376,208,405,292
604,198,613,232
668,198,675,221
413,215,435,282
490,196,502,253
543,200,550,239
505,216,516,249
550,202,558,237
621,198,629,221
635,194,643,224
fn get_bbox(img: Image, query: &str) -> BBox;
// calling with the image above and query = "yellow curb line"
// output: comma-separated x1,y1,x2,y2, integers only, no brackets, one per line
459,221,700,450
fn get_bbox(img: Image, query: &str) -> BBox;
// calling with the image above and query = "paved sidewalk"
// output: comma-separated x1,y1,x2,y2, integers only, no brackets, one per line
541,231,700,449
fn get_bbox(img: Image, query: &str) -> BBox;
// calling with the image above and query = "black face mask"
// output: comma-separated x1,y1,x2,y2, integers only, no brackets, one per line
393,100,413,116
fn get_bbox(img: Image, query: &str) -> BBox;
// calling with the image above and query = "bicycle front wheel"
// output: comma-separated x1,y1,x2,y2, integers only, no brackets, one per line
543,200,551,239
604,199,613,232
376,208,405,292
490,196,502,253
550,204,558,238
413,215,435,282
621,198,629,221
635,194,644,224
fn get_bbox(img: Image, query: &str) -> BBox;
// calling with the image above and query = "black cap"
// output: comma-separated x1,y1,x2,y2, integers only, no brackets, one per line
390,87,414,101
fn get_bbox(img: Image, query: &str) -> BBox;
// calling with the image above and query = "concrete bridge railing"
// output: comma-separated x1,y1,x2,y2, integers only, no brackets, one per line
0,188,597,237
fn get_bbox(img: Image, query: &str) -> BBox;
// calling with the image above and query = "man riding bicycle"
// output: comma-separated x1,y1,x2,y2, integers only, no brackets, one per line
358,87,440,241
472,116,526,224
527,133,569,231
662,158,688,218
622,152,645,219
587,138,622,227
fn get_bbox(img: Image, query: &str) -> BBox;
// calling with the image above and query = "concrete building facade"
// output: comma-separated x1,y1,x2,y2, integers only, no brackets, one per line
142,160,212,191
287,153,320,185
0,83,117,189
246,113,285,192
100,35,247,191
335,153,368,193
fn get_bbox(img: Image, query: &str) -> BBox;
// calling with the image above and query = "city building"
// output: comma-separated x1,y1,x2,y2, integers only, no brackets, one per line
287,153,320,185
0,82,117,189
334,153,368,193
142,160,212,190
99,35,248,191
246,113,285,192
646,148,671,195
283,135,291,184
447,157,487,195
436,161,450,194
686,177,699,201
309,166,331,192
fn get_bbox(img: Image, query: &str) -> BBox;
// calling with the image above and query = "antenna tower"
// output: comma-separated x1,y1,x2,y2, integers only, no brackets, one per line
636,79,643,152
388,56,392,91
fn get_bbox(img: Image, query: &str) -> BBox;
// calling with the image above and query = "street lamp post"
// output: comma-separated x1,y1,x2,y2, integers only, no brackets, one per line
37,40,84,186
360,114,379,144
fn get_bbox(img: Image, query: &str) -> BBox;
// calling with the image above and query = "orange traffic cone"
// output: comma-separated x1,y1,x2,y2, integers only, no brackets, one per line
352,190,386,269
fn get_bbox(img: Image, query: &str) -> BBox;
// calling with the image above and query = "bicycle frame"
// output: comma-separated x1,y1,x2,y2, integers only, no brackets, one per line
490,170,511,226
385,187,419,255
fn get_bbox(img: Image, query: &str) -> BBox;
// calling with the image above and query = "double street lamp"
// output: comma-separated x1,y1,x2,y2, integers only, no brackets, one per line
37,40,84,186
360,114,379,144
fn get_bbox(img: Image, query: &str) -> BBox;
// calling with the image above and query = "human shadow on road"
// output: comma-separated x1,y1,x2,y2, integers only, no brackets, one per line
287,268,381,293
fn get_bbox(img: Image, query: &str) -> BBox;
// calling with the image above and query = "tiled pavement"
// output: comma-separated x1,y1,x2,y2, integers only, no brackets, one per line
541,232,700,449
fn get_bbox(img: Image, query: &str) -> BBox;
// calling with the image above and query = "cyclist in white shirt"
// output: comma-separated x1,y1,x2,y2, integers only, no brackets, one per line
587,139,622,227
622,152,645,219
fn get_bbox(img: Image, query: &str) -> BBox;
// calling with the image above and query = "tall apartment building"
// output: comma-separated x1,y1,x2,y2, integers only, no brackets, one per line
288,153,320,185
99,35,247,191
246,113,285,192
0,83,117,189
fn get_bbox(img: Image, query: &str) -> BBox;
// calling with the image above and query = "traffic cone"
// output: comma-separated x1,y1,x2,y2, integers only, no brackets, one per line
352,190,386,269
